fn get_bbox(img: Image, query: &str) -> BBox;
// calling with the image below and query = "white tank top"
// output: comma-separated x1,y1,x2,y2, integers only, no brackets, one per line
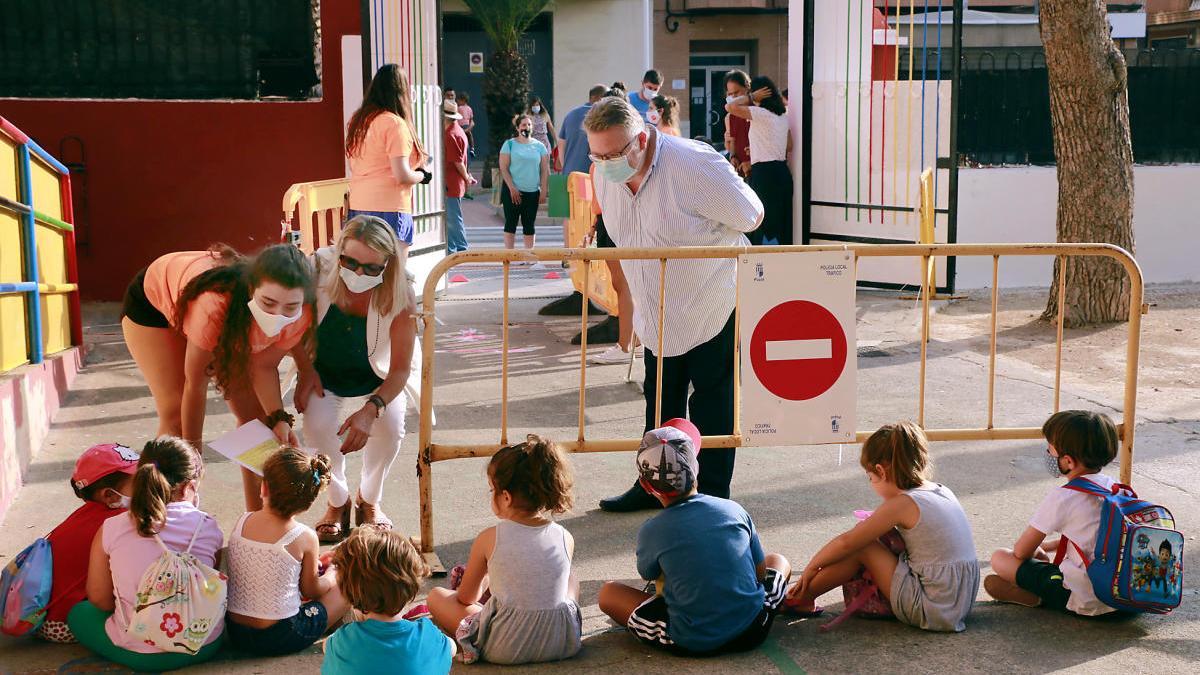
226,512,307,619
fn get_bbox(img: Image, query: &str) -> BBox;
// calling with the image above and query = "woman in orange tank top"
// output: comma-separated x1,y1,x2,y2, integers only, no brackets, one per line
120,244,315,510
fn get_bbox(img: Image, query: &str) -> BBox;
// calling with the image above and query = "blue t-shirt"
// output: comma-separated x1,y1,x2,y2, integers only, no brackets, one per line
628,90,653,121
322,617,452,675
558,103,593,175
636,494,766,652
500,137,549,193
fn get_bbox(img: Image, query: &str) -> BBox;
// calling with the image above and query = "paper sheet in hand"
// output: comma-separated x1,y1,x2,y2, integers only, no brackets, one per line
206,420,281,476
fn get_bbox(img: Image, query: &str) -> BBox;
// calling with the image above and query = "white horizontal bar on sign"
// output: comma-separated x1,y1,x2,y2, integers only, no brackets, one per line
873,29,908,46
765,339,833,361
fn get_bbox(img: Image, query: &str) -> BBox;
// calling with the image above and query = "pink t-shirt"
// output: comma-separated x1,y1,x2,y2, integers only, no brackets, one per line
348,112,417,212
101,502,225,653
457,104,474,128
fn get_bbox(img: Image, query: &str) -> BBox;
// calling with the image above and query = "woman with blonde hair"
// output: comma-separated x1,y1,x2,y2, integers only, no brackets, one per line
296,214,418,540
346,64,431,248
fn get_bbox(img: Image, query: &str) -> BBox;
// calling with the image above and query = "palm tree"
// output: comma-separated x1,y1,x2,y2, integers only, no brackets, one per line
461,0,551,187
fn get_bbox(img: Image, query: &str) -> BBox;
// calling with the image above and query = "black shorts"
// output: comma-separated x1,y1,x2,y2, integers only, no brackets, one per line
627,567,787,656
120,268,171,328
1016,558,1073,611
226,601,328,656
594,214,616,249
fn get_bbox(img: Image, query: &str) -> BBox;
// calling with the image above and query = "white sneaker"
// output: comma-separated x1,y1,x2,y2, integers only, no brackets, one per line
588,344,643,365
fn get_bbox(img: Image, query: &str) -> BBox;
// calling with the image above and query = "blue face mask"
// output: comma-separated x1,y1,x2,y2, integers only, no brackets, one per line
594,155,638,184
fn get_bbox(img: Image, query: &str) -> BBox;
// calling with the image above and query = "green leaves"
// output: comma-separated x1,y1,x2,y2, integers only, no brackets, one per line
461,0,552,52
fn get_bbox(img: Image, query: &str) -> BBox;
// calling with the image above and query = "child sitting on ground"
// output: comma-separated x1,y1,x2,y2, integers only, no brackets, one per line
38,443,140,643
427,435,582,665
322,528,453,675
69,437,225,671
985,410,1120,616
225,447,347,655
599,419,792,655
786,421,980,632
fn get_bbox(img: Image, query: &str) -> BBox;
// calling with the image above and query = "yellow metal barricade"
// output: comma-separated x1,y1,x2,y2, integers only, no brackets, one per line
565,171,619,315
412,243,1144,571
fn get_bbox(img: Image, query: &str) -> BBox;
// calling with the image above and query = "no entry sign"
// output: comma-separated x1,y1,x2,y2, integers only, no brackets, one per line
739,251,857,446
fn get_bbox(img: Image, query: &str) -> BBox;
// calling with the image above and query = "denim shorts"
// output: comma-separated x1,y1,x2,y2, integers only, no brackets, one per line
226,601,328,656
348,209,414,246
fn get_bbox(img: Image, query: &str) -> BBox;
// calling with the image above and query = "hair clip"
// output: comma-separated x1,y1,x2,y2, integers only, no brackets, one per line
312,470,320,486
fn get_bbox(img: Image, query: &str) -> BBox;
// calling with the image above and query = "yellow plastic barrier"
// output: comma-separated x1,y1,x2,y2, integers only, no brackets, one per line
280,177,350,253
565,171,619,315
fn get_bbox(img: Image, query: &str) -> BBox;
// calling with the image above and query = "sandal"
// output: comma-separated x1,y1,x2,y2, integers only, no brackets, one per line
355,493,394,532
316,503,351,544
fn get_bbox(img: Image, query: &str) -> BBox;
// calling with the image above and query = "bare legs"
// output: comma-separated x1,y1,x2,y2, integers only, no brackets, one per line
787,541,898,613
604,260,636,351
122,318,186,437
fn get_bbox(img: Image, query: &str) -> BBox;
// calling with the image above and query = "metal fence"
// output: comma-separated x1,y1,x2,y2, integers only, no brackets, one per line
899,47,1200,165
412,243,1145,571
0,0,320,100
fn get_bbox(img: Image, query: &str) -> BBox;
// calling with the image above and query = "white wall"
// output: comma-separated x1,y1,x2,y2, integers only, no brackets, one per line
956,165,1200,288
551,0,652,118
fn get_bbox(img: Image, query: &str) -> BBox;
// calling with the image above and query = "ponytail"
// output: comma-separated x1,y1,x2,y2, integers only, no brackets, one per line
130,437,201,537
487,434,574,515
261,447,331,516
859,421,931,491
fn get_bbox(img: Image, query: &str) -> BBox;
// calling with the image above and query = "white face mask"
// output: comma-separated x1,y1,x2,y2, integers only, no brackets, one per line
108,491,131,510
339,266,385,294
647,109,661,125
247,297,303,337
644,87,658,100
531,105,541,114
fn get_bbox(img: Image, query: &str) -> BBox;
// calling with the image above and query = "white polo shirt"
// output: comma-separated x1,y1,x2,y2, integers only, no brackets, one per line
593,131,764,357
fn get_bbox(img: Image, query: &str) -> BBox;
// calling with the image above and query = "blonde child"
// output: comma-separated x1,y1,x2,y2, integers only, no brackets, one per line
322,528,453,675
787,422,981,632
225,447,347,655
70,437,224,671
427,435,582,665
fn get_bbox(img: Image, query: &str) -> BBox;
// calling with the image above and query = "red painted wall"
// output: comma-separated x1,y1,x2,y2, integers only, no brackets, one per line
0,3,360,301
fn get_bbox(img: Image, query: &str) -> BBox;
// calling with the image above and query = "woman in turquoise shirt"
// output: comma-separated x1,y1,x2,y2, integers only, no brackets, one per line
498,114,550,252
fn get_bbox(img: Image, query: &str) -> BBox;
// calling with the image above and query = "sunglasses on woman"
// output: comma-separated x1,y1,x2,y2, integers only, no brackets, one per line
339,254,387,277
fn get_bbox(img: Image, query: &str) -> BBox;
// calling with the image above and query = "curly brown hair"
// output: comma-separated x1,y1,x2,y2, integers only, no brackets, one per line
129,437,203,537
488,434,574,515
860,422,931,491
332,528,428,616
262,447,331,517
173,244,314,395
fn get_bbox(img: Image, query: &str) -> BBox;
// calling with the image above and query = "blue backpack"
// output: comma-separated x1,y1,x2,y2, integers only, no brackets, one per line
0,537,54,636
1055,478,1183,614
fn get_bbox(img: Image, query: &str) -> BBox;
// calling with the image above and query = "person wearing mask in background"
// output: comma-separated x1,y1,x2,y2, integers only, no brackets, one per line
526,96,556,154
499,114,550,253
627,70,662,123
723,70,752,178
651,94,681,137
456,92,476,159
584,97,763,511
726,75,793,245
443,87,456,104
443,99,475,254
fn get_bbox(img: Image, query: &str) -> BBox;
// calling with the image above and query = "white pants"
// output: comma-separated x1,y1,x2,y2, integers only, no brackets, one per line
301,390,406,508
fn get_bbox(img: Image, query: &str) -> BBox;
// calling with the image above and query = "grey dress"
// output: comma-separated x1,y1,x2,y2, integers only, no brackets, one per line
458,520,582,664
890,483,981,632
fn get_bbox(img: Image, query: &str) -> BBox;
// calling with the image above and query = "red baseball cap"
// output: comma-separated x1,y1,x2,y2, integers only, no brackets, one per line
72,443,140,490
662,418,701,451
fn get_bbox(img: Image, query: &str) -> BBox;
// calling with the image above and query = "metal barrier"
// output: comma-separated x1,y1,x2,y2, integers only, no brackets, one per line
0,116,81,374
413,243,1144,571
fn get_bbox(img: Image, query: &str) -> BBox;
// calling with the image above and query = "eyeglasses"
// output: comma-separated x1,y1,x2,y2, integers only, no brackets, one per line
589,136,637,163
339,254,387,277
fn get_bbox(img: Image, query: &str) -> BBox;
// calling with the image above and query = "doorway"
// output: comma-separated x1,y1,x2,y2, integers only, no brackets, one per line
688,52,749,142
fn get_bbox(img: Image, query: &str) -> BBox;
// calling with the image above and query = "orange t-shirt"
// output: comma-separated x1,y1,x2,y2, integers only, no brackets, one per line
348,112,417,212
143,250,312,353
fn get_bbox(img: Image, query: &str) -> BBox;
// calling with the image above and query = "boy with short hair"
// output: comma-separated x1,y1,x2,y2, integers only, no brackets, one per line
986,410,1120,616
39,443,139,642
598,419,791,655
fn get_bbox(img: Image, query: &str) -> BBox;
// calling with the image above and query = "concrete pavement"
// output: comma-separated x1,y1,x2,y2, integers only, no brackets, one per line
1,271,1197,674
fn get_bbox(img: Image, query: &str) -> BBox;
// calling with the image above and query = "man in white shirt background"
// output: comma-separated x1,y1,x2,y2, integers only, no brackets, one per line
584,97,764,512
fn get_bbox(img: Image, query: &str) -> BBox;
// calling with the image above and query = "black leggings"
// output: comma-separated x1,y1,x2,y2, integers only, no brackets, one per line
501,187,539,235
746,160,794,245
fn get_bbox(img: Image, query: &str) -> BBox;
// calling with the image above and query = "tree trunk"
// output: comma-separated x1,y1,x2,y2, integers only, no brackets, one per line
1038,0,1135,327
482,48,531,175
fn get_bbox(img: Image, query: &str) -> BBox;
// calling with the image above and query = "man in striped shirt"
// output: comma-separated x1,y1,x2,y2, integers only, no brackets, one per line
585,97,764,512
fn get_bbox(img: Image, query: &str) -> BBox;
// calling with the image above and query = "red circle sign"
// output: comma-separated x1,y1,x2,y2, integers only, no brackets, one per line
749,300,848,401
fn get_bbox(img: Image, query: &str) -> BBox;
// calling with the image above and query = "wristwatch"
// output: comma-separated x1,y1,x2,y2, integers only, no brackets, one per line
367,394,387,417
264,408,295,429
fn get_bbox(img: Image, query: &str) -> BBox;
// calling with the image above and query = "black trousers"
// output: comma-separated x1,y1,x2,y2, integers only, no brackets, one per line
501,187,540,235
746,160,794,245
643,313,737,498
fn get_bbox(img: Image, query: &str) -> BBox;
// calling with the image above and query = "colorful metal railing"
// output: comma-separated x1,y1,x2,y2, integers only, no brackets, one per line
0,116,81,373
